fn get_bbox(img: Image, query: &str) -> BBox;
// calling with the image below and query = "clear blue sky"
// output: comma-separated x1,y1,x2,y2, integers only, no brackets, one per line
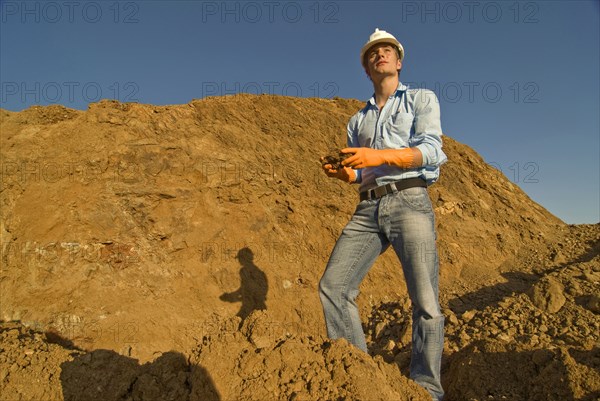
1,0,599,224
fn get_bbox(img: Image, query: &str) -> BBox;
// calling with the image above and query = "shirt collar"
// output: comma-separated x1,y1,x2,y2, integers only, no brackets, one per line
367,82,409,107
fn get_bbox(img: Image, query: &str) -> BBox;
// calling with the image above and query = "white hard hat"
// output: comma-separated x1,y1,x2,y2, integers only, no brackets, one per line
360,28,404,68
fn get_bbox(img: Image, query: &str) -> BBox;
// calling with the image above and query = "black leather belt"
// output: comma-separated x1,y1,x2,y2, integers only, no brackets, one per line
360,177,427,201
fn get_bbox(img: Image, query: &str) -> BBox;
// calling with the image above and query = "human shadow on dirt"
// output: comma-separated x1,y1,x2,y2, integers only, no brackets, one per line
60,348,220,401
219,247,268,324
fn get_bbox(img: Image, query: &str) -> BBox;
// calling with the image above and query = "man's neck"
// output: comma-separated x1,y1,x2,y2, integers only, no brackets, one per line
372,75,399,109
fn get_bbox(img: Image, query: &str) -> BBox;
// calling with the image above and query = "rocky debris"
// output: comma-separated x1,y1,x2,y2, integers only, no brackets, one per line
363,224,600,401
0,313,431,401
444,340,600,401
191,310,431,401
0,322,77,401
0,224,598,400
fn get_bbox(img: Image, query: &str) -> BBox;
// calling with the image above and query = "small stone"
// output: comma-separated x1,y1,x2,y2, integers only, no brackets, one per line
383,339,396,351
462,310,476,323
528,277,566,313
374,322,386,339
551,250,567,264
447,313,459,326
497,333,511,342
6,329,19,339
529,334,540,346
498,299,511,309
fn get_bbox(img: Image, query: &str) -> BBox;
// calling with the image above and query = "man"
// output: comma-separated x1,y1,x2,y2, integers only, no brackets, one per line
319,28,447,400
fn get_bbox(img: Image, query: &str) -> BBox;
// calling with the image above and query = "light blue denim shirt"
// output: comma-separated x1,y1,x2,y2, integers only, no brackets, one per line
348,82,447,191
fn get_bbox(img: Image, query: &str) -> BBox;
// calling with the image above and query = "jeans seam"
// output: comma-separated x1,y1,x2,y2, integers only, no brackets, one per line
339,232,378,345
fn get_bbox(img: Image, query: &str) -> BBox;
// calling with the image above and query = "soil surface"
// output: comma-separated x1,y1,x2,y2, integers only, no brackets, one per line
1,95,598,400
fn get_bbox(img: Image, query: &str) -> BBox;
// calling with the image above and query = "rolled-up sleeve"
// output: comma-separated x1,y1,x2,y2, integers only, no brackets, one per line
347,114,363,183
412,89,447,167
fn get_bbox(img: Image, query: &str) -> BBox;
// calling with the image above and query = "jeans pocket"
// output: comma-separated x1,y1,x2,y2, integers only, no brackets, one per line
398,187,432,213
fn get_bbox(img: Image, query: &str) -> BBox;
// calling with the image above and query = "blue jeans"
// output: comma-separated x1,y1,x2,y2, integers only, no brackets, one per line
319,187,444,400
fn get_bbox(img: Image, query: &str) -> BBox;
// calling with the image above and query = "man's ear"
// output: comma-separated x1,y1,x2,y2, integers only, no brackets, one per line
396,60,402,72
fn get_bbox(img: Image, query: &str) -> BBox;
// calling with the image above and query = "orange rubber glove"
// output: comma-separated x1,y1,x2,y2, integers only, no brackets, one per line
320,157,357,183
341,147,423,169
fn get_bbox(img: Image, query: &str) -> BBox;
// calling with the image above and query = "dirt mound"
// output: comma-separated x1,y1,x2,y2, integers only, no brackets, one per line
0,322,72,401
1,224,597,400
0,321,202,401
0,94,596,400
190,310,431,401
0,312,430,401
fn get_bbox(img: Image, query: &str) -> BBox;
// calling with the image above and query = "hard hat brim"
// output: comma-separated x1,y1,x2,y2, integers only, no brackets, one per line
360,38,404,67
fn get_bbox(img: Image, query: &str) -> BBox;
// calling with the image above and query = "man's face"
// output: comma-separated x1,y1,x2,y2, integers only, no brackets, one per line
365,43,402,78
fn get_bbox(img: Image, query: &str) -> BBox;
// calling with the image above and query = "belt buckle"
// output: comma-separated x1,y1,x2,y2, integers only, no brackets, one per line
373,185,389,198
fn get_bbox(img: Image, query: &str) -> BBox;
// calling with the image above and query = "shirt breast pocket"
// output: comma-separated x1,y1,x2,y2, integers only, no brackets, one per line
384,111,413,147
